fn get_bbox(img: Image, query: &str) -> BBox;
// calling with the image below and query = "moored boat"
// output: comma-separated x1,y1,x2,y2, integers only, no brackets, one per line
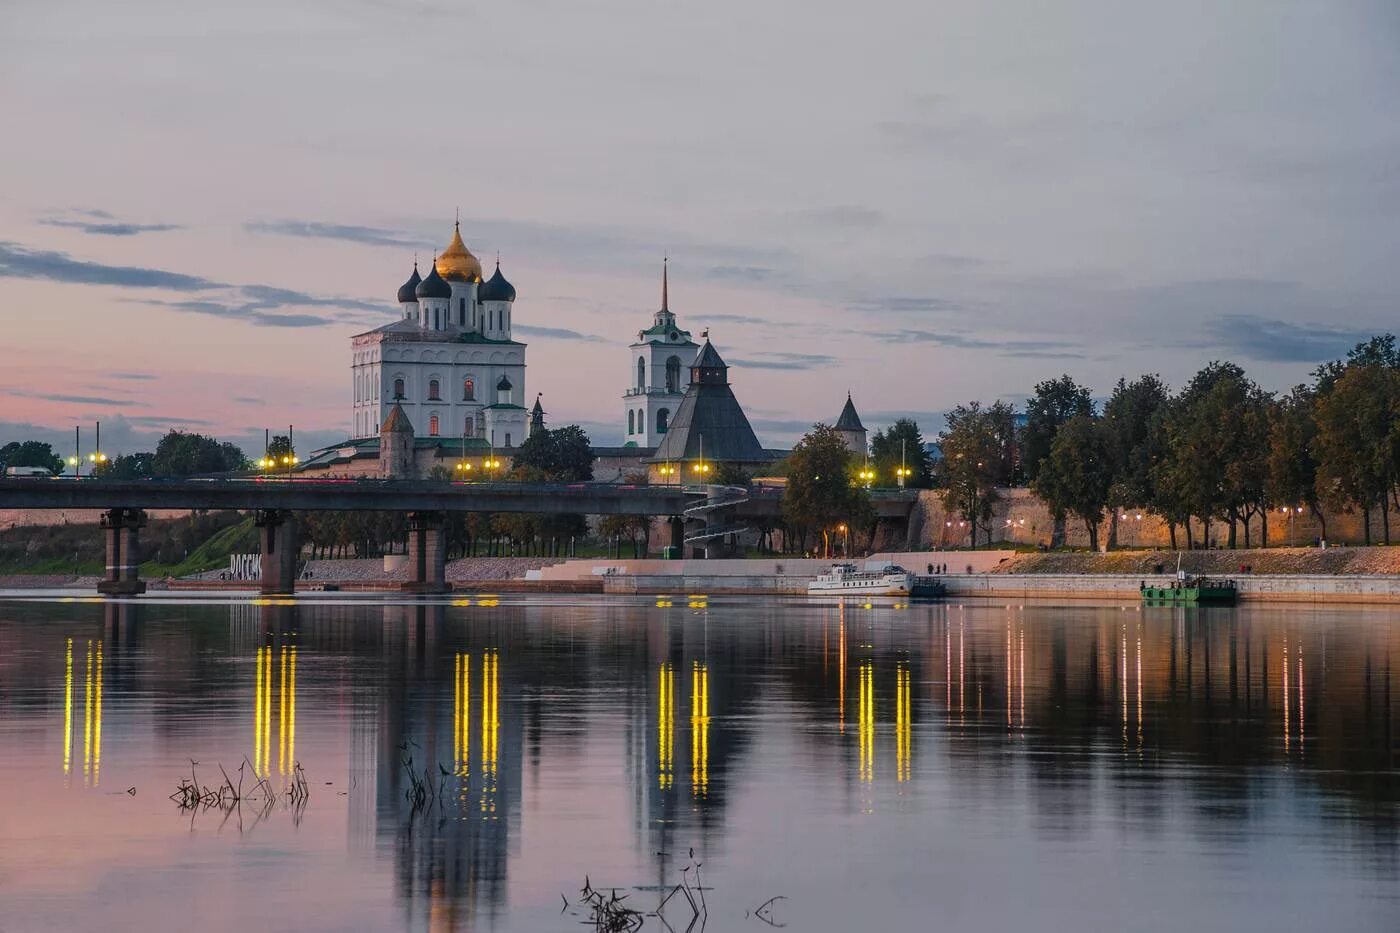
1141,575,1238,606
808,563,945,598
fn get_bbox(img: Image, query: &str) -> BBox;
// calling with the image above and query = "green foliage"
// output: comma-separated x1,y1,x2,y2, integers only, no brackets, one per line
152,431,248,476
712,462,751,487
1021,375,1094,483
1268,385,1324,538
268,435,294,458
0,441,63,473
1102,374,1169,510
782,424,873,555
936,401,1013,547
510,425,595,482
103,452,155,480
1314,364,1400,544
869,418,932,488
1032,415,1113,550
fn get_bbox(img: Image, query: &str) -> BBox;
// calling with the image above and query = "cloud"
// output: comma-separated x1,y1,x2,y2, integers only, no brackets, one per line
40,217,183,237
140,299,343,328
123,415,218,427
792,205,884,229
729,352,840,371
109,372,157,381
1204,314,1380,363
696,313,769,326
0,241,219,291
706,266,778,282
514,324,607,342
246,220,420,249
4,389,139,407
879,330,1085,359
851,296,962,314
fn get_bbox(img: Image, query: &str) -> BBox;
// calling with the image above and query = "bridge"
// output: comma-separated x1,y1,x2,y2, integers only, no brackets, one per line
0,477,918,595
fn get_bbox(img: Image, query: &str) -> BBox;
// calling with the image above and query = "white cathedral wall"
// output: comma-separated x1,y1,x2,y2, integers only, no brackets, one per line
621,340,696,446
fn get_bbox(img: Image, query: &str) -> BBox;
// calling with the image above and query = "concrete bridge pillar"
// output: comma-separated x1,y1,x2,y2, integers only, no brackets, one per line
401,511,447,593
255,509,299,595
97,508,146,596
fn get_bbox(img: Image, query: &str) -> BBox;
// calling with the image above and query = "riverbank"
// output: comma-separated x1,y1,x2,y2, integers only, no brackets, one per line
993,546,1400,576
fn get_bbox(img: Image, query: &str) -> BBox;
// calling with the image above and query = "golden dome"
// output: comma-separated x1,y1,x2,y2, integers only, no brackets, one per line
436,223,483,283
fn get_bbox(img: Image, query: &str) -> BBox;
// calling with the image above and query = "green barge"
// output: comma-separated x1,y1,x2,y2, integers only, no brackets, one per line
1141,576,1239,606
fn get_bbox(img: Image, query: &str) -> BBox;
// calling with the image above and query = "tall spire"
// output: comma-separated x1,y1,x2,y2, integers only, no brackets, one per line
662,255,669,312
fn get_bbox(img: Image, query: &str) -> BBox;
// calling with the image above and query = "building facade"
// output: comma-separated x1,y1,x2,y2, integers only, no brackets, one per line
622,262,699,447
350,222,527,450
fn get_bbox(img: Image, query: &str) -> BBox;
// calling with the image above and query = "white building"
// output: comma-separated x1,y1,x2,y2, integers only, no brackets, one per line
622,261,699,447
349,223,528,449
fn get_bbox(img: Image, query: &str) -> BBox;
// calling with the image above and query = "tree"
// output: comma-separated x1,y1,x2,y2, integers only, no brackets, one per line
936,402,1008,548
1267,385,1324,543
1102,374,1169,509
1313,334,1400,394
713,462,751,487
1032,414,1113,550
1314,364,1400,544
151,431,247,476
268,435,293,459
1021,375,1094,483
869,418,932,488
0,441,63,474
782,424,873,557
104,452,155,480
510,425,595,482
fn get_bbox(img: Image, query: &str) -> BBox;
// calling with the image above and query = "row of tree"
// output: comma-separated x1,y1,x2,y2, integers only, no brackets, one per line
936,334,1400,549
0,431,251,478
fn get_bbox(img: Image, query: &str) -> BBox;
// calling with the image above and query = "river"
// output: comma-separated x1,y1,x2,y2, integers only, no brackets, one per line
1,594,1397,931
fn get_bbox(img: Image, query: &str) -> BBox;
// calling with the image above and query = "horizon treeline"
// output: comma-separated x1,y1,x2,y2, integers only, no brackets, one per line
929,334,1400,550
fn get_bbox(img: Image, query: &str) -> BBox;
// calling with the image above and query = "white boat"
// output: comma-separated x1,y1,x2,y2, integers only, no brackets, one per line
807,563,945,597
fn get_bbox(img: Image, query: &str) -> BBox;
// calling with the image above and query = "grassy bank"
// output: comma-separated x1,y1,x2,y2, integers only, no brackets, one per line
0,511,257,577
995,546,1400,576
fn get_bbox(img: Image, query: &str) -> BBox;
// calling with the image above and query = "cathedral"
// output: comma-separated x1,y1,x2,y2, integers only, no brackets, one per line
622,260,699,446
349,221,527,450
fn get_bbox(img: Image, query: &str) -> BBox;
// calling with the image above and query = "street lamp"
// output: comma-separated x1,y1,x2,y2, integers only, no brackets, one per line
657,462,679,483
857,465,875,487
454,461,474,478
1280,504,1303,547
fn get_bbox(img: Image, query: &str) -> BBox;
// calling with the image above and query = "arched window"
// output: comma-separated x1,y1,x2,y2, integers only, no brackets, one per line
459,298,466,327
428,379,441,400
464,416,474,437
637,357,646,390
429,414,439,436
628,410,635,434
637,409,646,434
393,378,405,399
666,356,681,392
657,408,670,433
463,378,475,400
505,433,512,448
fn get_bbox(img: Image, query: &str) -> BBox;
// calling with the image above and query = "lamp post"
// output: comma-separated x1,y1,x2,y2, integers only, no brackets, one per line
1281,505,1302,547
691,434,711,481
896,437,911,488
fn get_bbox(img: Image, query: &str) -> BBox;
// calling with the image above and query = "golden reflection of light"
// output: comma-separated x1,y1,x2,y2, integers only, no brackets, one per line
93,642,102,785
1135,628,1142,748
1120,625,1128,747
1006,620,1012,728
658,661,674,790
838,606,847,734
454,652,471,776
858,661,874,784
63,637,73,778
958,621,965,720
288,647,297,773
896,663,911,783
690,662,709,798
83,641,93,781
254,645,263,775
480,650,498,815
278,646,289,775
1019,624,1026,731
945,622,951,711
1282,636,1290,753
1298,651,1305,750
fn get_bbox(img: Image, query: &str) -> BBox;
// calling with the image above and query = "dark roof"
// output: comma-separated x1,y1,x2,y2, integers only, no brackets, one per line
381,402,413,435
691,340,725,370
397,263,421,303
479,262,516,302
531,394,544,415
649,378,765,463
415,261,452,299
836,393,865,432
496,374,512,390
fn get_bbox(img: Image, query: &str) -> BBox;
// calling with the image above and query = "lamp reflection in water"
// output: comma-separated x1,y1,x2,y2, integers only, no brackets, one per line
690,662,709,798
895,662,911,783
63,638,104,786
858,661,874,784
658,661,674,790
454,652,471,776
252,644,298,776
481,649,499,817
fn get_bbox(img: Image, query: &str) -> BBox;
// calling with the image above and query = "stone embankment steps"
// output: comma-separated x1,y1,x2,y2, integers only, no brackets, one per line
993,546,1400,576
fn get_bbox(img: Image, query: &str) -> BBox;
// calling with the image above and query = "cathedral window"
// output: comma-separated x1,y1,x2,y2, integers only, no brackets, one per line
628,410,635,435
463,378,475,400
637,357,646,391
465,416,474,437
429,415,439,436
637,409,646,434
505,433,512,448
666,356,681,392
429,379,441,400
459,298,466,327
393,378,405,399
657,408,670,433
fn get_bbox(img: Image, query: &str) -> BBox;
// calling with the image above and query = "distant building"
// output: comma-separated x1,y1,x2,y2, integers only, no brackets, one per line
835,393,867,456
349,221,527,451
648,339,770,475
622,260,699,447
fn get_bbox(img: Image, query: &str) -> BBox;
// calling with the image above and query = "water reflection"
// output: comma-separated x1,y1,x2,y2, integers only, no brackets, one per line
2,598,1400,930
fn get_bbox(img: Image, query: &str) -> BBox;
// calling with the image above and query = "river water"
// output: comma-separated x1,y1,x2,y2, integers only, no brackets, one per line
1,594,1397,932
